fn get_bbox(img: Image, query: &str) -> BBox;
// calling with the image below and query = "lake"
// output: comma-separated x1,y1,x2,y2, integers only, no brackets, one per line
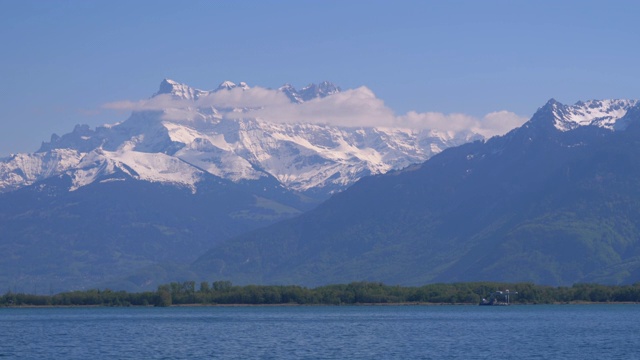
1,304,637,359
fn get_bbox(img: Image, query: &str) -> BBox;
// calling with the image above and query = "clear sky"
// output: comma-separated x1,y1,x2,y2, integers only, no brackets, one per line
1,0,639,156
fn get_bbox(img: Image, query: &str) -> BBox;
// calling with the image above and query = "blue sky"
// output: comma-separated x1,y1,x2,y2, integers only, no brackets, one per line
1,0,639,155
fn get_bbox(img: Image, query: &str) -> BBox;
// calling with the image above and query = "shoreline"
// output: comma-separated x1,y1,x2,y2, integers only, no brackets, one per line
2,301,638,309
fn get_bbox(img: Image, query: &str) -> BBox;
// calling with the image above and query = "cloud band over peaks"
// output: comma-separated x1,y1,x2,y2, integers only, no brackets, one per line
103,85,527,138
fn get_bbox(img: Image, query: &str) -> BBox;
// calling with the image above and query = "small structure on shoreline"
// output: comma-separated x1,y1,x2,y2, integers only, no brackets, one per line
479,289,517,306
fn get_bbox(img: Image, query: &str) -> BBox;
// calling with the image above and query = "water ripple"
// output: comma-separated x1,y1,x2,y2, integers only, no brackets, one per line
1,305,638,359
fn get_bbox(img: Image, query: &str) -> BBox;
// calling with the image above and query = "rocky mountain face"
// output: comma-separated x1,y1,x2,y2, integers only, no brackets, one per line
0,79,480,292
193,98,640,287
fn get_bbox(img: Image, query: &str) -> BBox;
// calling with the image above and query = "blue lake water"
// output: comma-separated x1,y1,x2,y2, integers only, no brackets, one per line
1,304,638,359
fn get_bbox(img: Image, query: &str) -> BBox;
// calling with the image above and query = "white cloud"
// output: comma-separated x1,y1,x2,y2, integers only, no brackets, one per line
103,94,203,122
396,110,528,137
236,86,527,137
102,86,528,138
102,94,191,112
198,86,291,108
233,87,397,127
397,111,477,132
476,111,529,137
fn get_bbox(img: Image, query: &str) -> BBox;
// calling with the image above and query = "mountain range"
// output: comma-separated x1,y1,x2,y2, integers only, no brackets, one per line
192,98,640,287
4,78,638,291
1,79,478,198
0,79,478,292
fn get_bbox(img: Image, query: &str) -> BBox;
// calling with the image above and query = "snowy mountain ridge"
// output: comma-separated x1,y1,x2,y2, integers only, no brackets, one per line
5,82,631,197
549,98,639,131
1,79,484,196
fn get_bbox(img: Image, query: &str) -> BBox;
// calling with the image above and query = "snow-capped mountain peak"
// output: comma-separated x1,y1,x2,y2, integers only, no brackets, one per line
0,79,477,196
278,81,341,103
154,78,210,100
279,84,303,103
216,81,250,91
548,98,638,131
299,81,341,101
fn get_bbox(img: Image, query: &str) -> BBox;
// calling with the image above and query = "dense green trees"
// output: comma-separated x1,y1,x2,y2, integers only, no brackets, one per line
2,281,640,307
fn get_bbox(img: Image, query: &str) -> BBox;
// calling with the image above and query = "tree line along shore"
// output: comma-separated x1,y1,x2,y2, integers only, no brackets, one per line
2,281,640,307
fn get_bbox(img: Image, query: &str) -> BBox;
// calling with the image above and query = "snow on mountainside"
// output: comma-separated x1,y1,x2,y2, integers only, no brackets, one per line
1,79,482,195
279,81,340,103
550,99,638,131
0,149,83,193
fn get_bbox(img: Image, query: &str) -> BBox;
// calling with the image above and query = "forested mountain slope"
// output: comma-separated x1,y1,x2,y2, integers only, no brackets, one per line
193,99,640,286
